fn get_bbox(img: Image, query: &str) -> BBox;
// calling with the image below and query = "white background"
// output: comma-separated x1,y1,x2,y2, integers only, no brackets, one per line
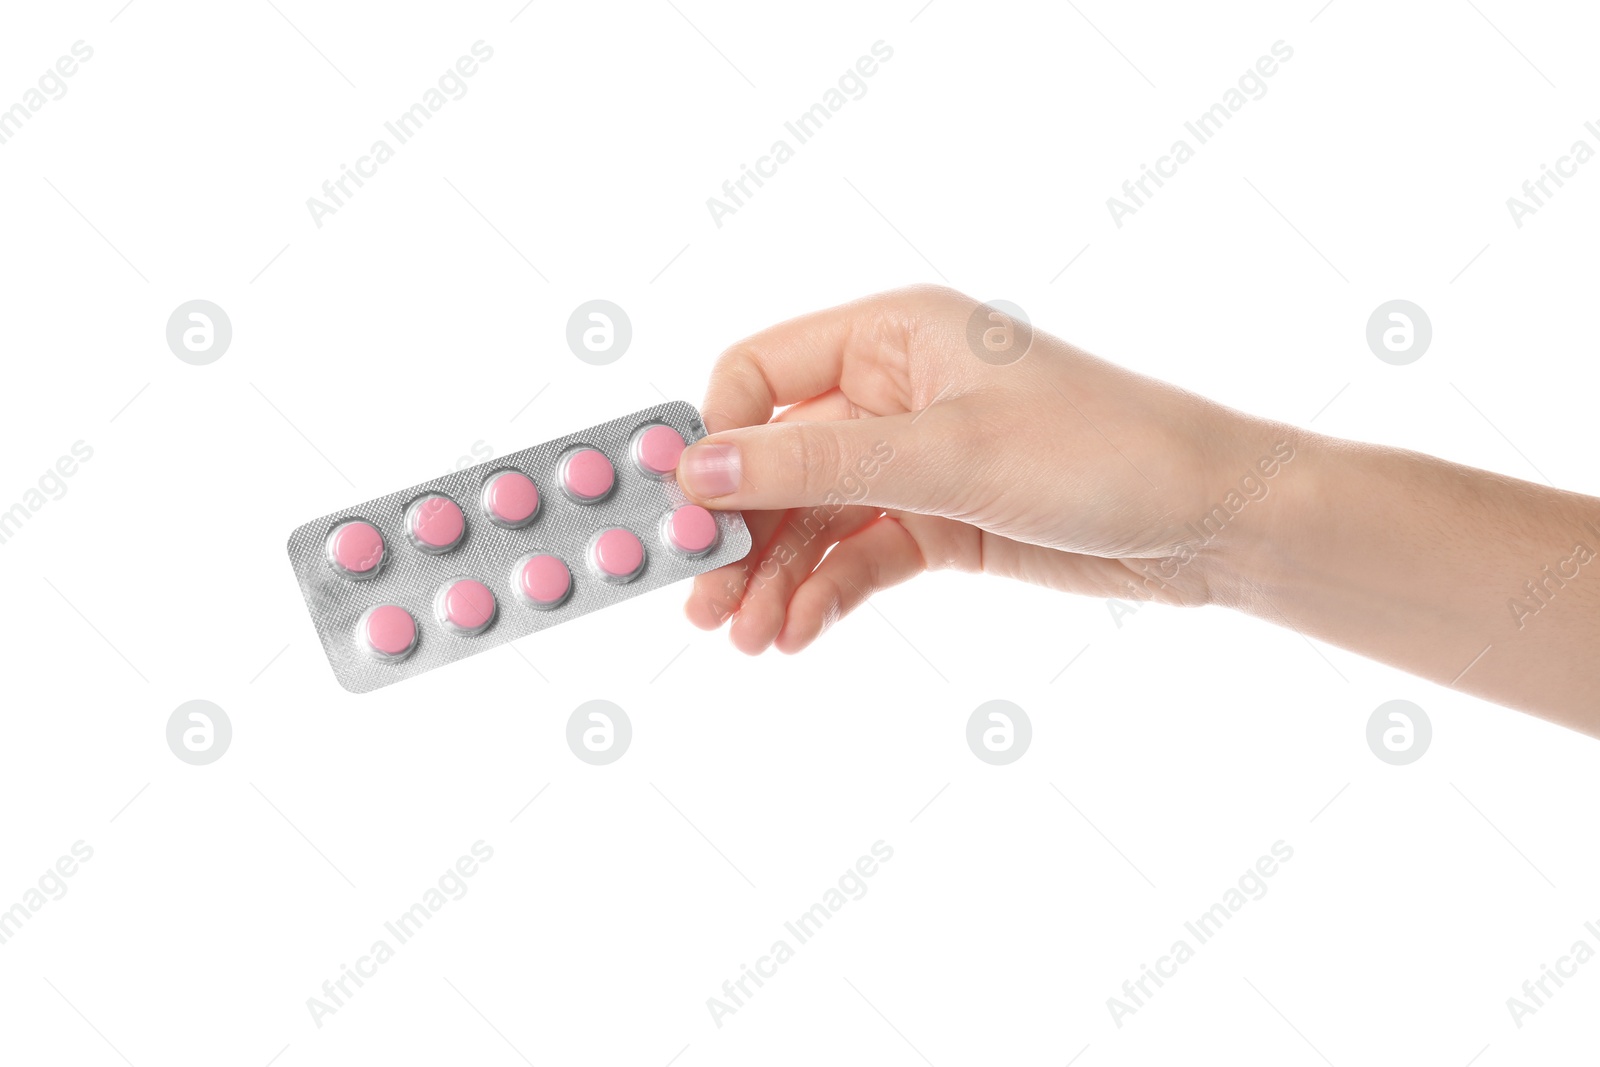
1,0,1598,1064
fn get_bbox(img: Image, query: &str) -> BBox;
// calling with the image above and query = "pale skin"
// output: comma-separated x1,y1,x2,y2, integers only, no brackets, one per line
673,286,1600,739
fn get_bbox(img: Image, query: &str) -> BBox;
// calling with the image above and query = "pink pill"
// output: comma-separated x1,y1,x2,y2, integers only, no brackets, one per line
633,424,687,476
591,527,644,582
326,520,385,579
482,470,540,528
437,577,496,634
361,604,417,660
664,504,718,556
407,494,465,553
515,553,572,609
560,448,615,503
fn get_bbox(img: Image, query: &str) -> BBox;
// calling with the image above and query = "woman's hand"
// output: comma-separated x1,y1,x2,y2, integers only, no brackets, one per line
677,285,1600,738
675,285,1295,654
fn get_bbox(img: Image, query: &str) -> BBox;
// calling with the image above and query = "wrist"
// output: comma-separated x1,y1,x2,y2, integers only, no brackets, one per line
1184,418,1325,610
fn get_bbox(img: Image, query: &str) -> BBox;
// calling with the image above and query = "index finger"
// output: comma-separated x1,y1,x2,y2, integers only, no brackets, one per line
701,287,924,434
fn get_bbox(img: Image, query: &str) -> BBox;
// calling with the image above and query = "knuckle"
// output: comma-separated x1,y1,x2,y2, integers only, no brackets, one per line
713,343,762,382
899,282,964,307
810,574,848,633
703,345,773,429
782,423,842,499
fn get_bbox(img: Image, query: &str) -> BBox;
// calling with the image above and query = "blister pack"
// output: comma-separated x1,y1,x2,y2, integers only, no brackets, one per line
286,400,750,693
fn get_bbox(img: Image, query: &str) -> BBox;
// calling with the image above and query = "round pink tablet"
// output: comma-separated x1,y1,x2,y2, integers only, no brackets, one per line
634,424,687,476
437,577,496,634
591,527,644,582
407,494,465,553
361,604,417,659
561,448,615,503
326,520,385,579
482,470,540,527
664,504,718,556
515,553,571,609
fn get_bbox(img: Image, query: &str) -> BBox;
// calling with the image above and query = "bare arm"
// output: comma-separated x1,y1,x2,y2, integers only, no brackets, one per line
673,287,1600,738
1206,433,1600,734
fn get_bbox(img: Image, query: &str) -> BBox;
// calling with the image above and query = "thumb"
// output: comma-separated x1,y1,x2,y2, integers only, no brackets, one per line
675,414,955,515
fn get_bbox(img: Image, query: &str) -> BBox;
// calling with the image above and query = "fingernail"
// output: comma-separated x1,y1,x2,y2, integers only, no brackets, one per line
678,443,740,498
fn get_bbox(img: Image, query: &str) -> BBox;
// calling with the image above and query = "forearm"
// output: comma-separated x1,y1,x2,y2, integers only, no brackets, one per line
1203,427,1600,736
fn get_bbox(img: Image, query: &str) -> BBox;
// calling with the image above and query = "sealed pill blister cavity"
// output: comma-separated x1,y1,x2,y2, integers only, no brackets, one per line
286,401,750,693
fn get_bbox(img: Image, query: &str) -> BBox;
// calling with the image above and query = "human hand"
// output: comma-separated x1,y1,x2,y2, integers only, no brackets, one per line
675,286,1298,654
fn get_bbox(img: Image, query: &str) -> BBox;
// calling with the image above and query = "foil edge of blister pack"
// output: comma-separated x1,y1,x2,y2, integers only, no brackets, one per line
285,401,751,693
